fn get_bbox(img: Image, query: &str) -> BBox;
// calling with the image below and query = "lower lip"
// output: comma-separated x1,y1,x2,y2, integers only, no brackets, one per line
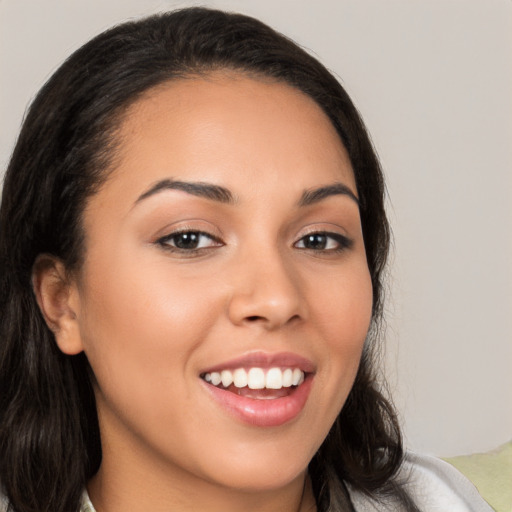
201,376,314,427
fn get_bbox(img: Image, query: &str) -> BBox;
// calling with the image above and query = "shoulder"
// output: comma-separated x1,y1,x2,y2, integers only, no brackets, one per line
398,452,494,511
0,489,95,512
347,451,494,512
0,490,8,512
81,490,96,512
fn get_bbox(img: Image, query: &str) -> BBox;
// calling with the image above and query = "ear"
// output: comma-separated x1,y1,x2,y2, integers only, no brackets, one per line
32,254,84,355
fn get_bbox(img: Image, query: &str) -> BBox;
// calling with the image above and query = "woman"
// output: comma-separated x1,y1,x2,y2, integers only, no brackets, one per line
0,8,491,512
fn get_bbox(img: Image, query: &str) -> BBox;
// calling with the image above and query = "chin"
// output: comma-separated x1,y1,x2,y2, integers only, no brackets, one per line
215,465,307,493
196,443,315,493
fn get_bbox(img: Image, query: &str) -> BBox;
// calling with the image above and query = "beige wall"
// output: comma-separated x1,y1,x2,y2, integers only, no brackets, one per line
1,0,511,457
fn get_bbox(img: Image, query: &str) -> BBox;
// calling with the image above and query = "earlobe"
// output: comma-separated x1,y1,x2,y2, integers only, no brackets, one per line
32,254,84,355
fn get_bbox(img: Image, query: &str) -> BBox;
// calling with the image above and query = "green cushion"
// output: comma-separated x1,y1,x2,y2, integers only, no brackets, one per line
444,441,512,512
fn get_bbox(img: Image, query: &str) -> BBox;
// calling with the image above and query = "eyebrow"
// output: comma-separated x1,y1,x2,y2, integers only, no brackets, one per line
135,179,235,205
135,179,358,208
298,183,359,207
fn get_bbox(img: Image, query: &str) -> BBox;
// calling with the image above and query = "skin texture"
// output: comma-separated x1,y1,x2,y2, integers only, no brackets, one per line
34,73,373,512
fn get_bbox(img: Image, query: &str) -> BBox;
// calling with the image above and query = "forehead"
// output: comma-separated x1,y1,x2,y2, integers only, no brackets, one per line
101,72,356,204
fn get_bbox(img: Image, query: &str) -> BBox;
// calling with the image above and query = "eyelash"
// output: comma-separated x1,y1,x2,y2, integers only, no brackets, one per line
157,230,222,253
156,230,353,255
294,231,353,253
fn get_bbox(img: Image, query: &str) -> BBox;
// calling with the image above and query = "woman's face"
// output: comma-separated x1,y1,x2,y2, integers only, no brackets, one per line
71,74,372,495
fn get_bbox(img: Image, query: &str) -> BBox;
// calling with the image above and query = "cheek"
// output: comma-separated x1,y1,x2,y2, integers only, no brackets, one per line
76,255,230,469
76,250,223,403
313,260,373,349
308,261,373,406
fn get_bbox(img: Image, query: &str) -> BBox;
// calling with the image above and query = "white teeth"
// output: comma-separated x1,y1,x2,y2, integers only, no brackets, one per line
221,370,233,387
233,368,248,388
292,368,303,386
203,367,306,390
247,368,265,389
282,368,293,387
265,367,282,389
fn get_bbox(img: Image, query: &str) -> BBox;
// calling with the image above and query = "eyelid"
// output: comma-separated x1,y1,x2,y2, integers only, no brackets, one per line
153,221,225,255
152,219,223,241
295,223,350,240
158,229,222,247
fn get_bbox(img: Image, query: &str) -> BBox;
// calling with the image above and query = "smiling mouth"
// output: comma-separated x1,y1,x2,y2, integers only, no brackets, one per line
201,367,306,399
200,357,314,426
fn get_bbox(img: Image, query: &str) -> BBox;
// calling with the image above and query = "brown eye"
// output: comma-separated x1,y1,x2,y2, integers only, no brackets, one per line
295,232,352,252
171,232,202,249
158,231,221,251
302,234,329,250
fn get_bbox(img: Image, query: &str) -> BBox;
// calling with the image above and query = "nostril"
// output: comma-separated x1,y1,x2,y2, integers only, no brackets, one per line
245,314,301,325
247,315,264,322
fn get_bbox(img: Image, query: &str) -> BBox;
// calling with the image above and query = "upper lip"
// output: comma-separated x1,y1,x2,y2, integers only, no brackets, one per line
200,351,316,375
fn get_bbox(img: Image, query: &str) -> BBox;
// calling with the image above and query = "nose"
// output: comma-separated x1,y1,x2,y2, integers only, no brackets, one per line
227,249,304,330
